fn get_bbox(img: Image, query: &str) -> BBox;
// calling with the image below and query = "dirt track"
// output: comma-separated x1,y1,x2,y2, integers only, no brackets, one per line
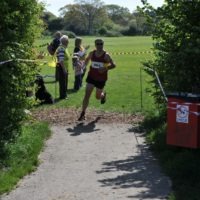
1,110,171,200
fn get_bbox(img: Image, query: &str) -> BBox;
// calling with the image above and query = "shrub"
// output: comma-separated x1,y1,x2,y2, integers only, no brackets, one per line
142,1,200,104
61,30,76,38
0,0,44,157
121,25,138,36
105,30,122,37
98,27,108,35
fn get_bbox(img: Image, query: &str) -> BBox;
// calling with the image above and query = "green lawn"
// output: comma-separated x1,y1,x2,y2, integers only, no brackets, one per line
36,36,155,113
0,122,51,194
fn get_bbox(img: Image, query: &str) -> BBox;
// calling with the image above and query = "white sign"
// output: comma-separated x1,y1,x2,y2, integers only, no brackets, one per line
176,105,189,123
91,61,104,69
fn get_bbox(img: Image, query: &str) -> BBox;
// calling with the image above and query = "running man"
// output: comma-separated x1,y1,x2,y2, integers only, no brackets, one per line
78,38,116,121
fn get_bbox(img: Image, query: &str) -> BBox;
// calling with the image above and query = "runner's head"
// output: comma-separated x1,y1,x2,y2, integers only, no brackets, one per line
95,39,104,51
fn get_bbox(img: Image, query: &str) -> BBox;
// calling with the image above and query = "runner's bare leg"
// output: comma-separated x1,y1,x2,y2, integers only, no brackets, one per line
82,83,94,112
96,88,104,100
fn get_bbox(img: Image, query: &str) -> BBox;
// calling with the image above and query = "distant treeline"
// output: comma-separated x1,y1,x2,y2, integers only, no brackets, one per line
41,0,153,37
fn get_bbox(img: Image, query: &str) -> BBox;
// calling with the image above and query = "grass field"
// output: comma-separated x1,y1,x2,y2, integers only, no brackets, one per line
36,36,156,113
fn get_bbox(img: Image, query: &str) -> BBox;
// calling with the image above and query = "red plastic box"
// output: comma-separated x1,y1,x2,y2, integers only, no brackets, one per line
167,94,200,148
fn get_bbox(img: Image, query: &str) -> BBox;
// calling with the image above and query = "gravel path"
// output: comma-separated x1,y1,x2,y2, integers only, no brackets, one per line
1,120,171,200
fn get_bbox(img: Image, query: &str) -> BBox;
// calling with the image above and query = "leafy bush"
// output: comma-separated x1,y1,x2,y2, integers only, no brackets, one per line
121,25,138,36
98,27,108,35
42,30,52,36
105,30,122,37
141,2,200,199
0,0,44,156
142,111,200,200
142,1,200,104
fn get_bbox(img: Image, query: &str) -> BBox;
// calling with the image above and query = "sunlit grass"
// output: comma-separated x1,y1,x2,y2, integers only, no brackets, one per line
36,36,155,113
0,122,51,194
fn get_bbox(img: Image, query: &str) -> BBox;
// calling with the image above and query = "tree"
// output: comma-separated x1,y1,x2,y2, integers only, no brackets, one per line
41,12,64,33
0,0,44,156
105,4,131,26
142,0,200,104
48,18,64,32
42,11,57,24
133,10,149,35
60,0,109,35
60,4,88,34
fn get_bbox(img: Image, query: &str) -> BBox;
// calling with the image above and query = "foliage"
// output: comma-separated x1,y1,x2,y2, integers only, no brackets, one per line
42,11,57,25
41,12,64,32
52,0,150,36
98,27,108,35
121,23,138,36
48,18,64,32
0,122,51,194
142,111,200,200
141,0,200,105
133,11,149,35
104,30,122,37
61,30,76,38
0,0,44,155
59,4,85,34
104,4,131,26
60,0,108,35
140,1,200,199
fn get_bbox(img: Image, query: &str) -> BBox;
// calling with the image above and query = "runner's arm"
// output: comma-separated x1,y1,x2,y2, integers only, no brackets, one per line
104,53,116,70
84,51,92,69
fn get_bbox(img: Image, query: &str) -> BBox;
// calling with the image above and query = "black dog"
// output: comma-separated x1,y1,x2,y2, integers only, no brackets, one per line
35,76,54,104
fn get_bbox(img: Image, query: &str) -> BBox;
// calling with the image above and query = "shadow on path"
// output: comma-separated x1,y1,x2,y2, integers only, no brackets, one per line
96,125,170,199
67,117,101,136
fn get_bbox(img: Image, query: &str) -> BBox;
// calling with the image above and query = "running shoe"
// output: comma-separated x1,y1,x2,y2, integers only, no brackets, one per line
78,111,85,121
101,92,106,104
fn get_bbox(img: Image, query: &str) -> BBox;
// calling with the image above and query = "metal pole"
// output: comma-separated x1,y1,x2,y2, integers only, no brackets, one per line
143,66,168,103
140,67,143,109
154,71,168,102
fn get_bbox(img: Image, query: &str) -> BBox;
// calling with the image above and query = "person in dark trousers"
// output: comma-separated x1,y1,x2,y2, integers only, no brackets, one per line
78,38,116,121
47,31,63,82
56,35,70,99
73,37,90,83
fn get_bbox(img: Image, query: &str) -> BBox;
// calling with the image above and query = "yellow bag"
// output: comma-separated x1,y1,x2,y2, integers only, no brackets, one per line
48,57,56,68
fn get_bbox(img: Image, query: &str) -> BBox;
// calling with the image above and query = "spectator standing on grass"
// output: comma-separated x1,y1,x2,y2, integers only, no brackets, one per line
73,37,90,80
72,54,85,91
78,38,116,121
47,31,62,56
56,35,70,99
47,31,63,81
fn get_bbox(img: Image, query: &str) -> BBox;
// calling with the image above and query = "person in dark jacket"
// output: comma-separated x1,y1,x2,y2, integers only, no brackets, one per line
47,31,62,55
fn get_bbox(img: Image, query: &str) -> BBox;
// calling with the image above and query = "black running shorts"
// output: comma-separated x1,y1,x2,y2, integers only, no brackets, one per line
86,76,106,89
